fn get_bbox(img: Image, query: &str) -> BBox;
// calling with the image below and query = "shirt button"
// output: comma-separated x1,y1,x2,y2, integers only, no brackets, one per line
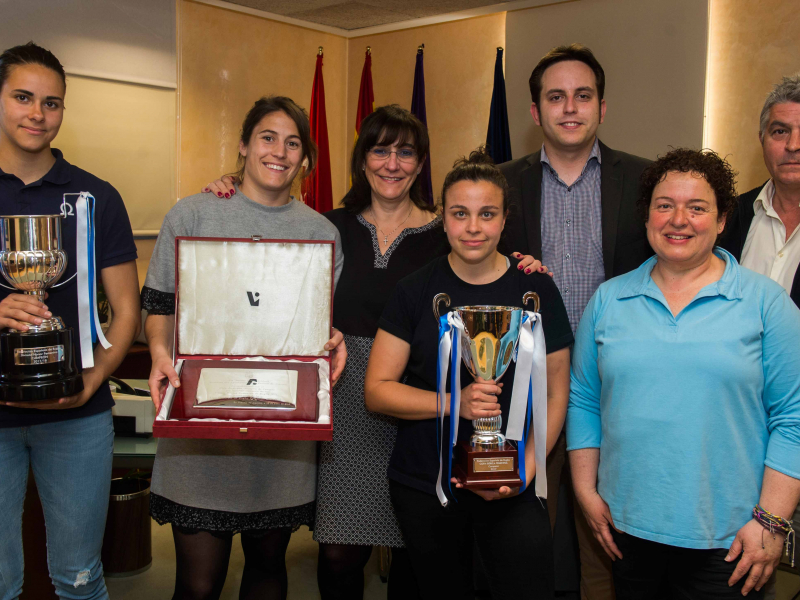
566,253,571,260
565,219,571,226
565,286,570,293
779,252,785,258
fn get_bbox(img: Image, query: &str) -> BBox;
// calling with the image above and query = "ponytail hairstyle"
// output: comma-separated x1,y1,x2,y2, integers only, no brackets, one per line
440,146,510,213
231,95,317,184
0,42,66,92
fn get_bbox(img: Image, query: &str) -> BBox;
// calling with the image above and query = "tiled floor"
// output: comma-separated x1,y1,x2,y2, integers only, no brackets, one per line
106,519,800,599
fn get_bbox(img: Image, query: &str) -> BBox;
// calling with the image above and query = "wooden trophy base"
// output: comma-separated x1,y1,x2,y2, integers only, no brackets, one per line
452,439,523,489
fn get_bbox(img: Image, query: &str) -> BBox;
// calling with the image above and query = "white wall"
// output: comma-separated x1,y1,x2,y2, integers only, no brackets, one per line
505,0,708,161
1,0,177,238
0,0,176,87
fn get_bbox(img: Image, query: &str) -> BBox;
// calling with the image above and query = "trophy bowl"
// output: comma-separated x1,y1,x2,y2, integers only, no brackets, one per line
0,215,83,402
433,292,539,488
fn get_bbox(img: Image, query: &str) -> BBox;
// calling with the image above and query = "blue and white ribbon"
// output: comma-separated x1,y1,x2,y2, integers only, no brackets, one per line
72,192,112,368
435,312,463,507
434,310,547,506
507,312,547,498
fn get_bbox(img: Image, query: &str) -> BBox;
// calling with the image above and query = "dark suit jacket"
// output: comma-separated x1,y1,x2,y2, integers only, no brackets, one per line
499,140,652,280
718,182,800,307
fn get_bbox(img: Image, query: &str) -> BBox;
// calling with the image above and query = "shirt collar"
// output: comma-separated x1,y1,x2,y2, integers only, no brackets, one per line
42,149,71,185
0,148,72,186
753,179,776,215
540,137,602,169
617,247,742,303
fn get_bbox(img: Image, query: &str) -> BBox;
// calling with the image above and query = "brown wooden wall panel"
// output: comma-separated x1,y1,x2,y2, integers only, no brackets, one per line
705,0,800,192
178,0,348,204
346,14,506,205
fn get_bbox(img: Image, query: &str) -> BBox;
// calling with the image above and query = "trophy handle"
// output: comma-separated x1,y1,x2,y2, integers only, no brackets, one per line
523,292,540,312
432,293,451,321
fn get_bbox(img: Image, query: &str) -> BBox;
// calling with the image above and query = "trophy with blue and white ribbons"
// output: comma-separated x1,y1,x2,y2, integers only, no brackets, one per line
432,292,547,507
0,192,111,401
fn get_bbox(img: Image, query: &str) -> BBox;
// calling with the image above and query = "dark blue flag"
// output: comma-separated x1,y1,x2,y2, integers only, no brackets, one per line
411,44,434,205
486,47,512,164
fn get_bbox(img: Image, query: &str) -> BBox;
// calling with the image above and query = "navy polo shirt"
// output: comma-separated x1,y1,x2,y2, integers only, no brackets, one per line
0,148,138,427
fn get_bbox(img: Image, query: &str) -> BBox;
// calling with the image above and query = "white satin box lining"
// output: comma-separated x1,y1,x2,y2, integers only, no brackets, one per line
177,240,333,357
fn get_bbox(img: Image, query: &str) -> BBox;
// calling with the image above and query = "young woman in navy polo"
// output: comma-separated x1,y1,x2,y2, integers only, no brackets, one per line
0,43,140,599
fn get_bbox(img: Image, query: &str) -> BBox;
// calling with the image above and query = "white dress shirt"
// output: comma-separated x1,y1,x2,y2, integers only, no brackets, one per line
740,180,800,293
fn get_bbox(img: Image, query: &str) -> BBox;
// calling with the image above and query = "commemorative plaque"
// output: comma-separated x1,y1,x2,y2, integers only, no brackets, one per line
152,237,334,441
0,215,83,402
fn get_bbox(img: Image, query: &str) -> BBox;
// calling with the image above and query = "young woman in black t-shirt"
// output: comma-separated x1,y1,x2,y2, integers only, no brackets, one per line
365,149,572,599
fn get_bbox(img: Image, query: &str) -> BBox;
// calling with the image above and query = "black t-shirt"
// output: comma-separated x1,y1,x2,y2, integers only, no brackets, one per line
0,149,138,427
378,255,573,498
324,208,449,337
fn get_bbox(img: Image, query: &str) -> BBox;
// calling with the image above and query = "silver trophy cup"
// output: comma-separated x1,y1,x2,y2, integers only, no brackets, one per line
433,292,539,448
0,215,83,401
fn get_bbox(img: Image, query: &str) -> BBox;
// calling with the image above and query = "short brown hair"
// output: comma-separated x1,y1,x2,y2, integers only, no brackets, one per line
529,43,605,105
0,42,66,92
637,148,738,235
232,96,317,184
343,105,431,214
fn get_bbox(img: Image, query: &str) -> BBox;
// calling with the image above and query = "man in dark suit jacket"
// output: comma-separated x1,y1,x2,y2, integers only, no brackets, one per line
501,140,651,280
498,44,651,600
719,75,800,309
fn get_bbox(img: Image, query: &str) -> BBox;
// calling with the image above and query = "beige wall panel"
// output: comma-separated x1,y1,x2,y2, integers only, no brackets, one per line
178,0,348,203
56,75,176,234
705,0,800,193
506,0,707,162
347,14,506,206
135,239,157,289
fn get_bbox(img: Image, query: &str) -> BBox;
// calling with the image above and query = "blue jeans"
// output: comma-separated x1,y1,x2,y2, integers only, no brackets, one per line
0,410,114,600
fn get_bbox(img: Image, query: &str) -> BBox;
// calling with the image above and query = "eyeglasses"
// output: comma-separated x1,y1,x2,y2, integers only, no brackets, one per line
368,147,419,163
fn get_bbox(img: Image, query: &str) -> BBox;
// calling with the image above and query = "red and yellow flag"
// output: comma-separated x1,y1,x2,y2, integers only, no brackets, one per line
302,48,333,213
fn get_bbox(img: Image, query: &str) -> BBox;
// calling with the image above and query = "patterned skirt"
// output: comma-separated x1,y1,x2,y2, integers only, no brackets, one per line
150,493,315,534
314,335,405,547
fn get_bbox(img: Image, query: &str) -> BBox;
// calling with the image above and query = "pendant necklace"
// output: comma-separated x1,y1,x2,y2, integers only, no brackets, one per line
370,204,414,247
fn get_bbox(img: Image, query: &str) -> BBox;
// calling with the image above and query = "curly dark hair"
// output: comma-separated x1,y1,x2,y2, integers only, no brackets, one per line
440,146,509,212
637,148,738,235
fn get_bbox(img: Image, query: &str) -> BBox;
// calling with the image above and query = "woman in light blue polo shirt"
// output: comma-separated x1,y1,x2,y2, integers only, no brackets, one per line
567,148,800,600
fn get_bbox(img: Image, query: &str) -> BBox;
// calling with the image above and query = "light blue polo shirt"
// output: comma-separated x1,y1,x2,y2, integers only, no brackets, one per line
567,248,800,549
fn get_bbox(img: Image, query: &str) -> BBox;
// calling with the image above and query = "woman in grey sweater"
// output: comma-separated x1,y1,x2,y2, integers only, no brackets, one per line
141,96,345,600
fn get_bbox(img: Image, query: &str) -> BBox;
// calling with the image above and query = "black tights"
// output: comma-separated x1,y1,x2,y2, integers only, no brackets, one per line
317,543,373,599
317,543,421,600
171,525,293,600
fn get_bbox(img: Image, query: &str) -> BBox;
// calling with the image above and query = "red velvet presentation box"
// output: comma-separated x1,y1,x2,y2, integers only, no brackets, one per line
153,236,335,441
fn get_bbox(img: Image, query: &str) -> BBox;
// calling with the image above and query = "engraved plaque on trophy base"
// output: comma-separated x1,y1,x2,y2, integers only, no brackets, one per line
0,329,84,402
452,440,524,490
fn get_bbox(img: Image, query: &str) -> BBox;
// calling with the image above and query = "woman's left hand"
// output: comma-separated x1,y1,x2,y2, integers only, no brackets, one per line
726,519,784,594
511,252,553,277
325,328,347,385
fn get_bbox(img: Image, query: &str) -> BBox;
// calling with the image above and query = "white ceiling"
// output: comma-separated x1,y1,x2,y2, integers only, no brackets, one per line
224,0,513,30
